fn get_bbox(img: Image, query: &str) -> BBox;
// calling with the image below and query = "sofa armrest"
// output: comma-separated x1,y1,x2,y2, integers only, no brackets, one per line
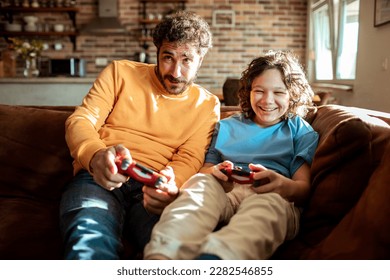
299,105,390,257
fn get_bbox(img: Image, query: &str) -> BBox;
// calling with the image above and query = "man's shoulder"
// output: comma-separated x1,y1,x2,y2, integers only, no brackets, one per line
112,59,154,69
191,84,220,103
187,84,220,120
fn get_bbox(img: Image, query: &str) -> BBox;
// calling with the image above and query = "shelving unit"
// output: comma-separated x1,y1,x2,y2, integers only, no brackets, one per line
138,0,187,56
0,7,79,50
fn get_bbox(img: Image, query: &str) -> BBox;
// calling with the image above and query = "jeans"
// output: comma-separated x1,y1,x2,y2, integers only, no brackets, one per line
59,170,159,260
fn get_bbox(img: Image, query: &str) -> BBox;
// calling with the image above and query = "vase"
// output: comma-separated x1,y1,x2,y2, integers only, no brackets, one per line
24,56,40,78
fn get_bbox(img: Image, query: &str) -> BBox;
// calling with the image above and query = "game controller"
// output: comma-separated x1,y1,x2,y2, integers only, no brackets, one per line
220,166,269,187
115,159,167,187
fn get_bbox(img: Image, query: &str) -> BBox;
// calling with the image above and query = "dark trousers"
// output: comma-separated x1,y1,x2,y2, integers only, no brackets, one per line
59,170,159,259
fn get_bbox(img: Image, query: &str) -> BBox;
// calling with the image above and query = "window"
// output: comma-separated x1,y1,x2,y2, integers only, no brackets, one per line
308,0,360,83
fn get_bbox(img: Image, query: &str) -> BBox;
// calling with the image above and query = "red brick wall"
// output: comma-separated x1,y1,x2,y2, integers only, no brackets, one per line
0,0,308,92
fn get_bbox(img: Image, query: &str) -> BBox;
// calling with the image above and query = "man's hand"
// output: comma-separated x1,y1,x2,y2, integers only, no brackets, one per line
90,144,131,191
142,166,179,215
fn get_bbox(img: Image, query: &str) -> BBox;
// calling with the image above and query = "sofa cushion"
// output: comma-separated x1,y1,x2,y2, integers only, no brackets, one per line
307,107,371,216
0,104,74,201
273,105,390,259
0,198,63,259
298,105,389,256
305,141,390,259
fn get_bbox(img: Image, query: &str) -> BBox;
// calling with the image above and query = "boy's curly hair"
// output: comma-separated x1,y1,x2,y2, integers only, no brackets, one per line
152,11,212,57
238,50,315,119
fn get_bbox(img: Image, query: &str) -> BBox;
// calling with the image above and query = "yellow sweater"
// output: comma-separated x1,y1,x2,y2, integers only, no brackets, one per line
65,60,220,187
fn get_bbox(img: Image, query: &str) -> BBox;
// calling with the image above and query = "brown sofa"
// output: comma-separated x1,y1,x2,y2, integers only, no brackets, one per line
0,103,389,260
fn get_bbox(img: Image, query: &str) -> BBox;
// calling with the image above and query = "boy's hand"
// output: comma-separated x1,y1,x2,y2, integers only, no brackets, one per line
142,166,179,215
249,163,282,194
250,162,312,204
212,161,235,192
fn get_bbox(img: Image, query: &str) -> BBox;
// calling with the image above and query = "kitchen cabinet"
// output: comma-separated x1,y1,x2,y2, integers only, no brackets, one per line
0,6,79,50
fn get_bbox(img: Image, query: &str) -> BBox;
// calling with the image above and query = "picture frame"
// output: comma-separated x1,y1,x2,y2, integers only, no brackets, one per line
374,0,390,27
212,10,235,28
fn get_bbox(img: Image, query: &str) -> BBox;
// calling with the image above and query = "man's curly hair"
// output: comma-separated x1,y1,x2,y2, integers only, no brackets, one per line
238,50,315,119
152,11,212,57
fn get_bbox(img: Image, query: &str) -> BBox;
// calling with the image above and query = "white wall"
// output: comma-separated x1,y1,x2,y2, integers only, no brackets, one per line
341,0,390,112
0,78,93,106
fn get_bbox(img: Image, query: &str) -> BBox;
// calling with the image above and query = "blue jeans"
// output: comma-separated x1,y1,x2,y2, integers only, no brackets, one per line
59,170,159,259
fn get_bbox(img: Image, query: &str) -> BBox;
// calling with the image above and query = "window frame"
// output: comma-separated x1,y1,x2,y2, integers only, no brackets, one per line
307,0,360,86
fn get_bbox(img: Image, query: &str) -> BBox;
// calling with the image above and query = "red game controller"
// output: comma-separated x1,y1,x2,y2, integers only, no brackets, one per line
115,159,167,187
220,166,269,187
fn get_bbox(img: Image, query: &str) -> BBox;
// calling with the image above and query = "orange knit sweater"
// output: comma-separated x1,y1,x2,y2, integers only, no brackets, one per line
65,60,220,187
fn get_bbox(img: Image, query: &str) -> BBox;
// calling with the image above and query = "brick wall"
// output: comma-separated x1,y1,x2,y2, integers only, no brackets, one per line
0,0,308,92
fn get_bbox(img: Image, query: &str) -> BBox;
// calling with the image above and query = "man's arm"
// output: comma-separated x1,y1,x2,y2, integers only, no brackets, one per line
167,99,220,187
65,62,117,174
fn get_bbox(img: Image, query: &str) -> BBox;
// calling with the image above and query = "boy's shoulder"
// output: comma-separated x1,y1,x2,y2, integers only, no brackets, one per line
287,115,317,136
220,112,244,123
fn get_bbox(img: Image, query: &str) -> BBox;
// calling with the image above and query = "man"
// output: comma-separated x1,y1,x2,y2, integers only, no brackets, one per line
59,11,220,260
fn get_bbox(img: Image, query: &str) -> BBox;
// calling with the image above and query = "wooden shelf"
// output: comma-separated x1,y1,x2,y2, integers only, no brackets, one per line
0,7,78,24
0,7,78,13
140,0,187,3
0,6,79,50
138,0,187,52
0,31,78,36
139,19,160,25
138,36,153,42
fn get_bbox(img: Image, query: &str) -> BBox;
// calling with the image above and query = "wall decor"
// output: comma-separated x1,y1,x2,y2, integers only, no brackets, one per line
374,0,390,27
212,10,235,28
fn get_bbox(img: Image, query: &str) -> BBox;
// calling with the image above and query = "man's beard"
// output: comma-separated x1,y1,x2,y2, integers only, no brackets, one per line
155,65,197,95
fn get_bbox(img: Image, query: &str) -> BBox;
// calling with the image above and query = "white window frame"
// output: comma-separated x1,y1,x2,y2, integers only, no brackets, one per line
307,0,360,85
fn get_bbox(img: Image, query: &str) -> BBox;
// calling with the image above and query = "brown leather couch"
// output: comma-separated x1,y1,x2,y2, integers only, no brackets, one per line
0,103,389,259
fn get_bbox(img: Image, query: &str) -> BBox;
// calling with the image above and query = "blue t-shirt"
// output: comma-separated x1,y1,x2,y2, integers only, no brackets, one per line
205,113,319,178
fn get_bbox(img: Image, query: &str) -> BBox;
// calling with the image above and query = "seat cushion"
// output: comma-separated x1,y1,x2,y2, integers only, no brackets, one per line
0,198,63,259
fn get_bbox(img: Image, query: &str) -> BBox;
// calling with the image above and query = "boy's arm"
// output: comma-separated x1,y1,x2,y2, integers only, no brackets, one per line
199,162,215,173
250,162,311,206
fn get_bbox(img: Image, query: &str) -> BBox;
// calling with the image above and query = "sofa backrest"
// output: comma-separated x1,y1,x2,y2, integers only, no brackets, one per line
0,104,75,201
